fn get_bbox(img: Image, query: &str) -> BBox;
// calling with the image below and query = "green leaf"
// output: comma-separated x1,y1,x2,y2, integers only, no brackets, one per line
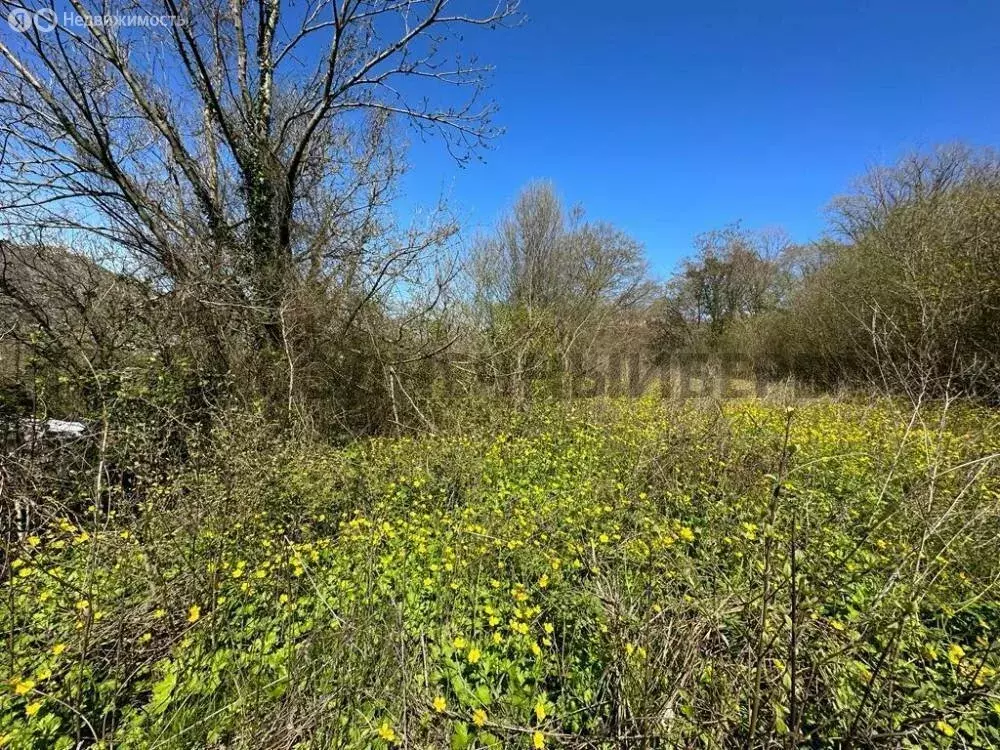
451,722,471,750
475,684,493,706
149,671,177,715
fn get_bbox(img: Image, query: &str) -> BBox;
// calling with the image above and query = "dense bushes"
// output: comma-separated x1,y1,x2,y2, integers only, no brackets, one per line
772,146,1000,399
662,146,1000,402
6,145,1000,441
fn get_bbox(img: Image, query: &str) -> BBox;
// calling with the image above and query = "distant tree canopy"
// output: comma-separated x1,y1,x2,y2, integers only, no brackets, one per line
3,39,1000,447
659,224,791,351
763,145,1000,399
465,182,654,401
657,145,1000,401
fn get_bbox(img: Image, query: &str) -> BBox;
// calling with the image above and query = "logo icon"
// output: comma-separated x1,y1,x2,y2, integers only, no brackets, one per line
33,7,56,31
7,7,33,32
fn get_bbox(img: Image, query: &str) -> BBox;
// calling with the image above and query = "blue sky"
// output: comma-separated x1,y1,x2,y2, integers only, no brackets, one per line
401,0,1000,276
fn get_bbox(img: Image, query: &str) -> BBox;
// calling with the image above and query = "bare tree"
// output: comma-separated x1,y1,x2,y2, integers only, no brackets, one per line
668,223,790,341
0,0,516,338
829,143,1000,242
0,0,518,426
466,182,654,401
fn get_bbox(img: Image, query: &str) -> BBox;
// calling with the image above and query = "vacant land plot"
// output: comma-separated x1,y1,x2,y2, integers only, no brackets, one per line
4,398,999,748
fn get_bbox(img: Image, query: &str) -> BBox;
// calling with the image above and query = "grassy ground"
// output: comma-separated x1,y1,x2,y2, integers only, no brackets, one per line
3,397,1000,748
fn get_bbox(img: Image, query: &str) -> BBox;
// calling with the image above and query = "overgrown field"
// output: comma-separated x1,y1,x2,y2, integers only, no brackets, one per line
4,398,1000,748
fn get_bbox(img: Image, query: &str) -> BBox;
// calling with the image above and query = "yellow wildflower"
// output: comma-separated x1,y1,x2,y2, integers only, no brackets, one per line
25,701,43,718
511,620,529,635
472,708,487,727
936,720,955,737
467,647,481,664
52,643,67,656
534,699,547,722
433,696,447,713
533,731,546,749
377,721,397,743
187,604,201,623
948,643,965,665
13,678,35,696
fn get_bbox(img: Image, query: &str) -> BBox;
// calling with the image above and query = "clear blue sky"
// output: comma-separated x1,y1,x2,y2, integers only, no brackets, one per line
401,0,1000,276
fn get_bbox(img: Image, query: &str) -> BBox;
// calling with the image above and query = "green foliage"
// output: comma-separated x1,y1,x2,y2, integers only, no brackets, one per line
761,146,1000,398
3,398,1000,747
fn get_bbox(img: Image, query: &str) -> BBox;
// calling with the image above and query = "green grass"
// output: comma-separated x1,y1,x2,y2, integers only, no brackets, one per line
4,398,1000,748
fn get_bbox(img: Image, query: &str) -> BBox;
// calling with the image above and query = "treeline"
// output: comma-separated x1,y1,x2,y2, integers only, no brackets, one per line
0,0,997,440
468,145,1000,406
4,145,1000,441
657,144,1000,402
